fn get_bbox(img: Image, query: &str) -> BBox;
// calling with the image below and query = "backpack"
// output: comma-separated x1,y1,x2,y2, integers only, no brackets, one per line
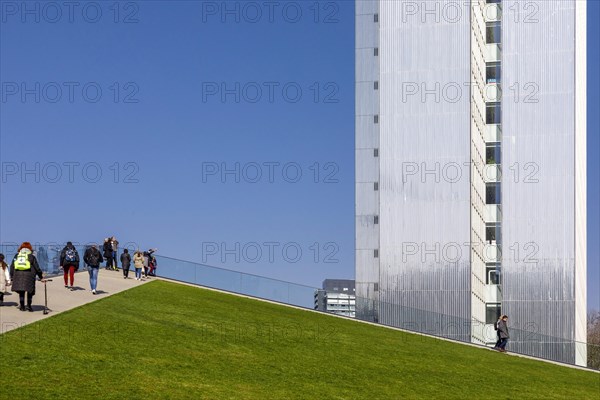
86,248,100,266
14,251,31,271
65,248,77,263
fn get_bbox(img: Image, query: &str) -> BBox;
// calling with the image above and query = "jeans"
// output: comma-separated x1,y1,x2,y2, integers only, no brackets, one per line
135,268,142,279
498,338,508,350
88,266,99,290
112,251,118,269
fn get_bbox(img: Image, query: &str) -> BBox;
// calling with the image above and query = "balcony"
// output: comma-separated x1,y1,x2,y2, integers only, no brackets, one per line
484,83,501,102
485,204,502,223
486,44,501,62
485,125,502,142
483,4,502,22
483,164,501,183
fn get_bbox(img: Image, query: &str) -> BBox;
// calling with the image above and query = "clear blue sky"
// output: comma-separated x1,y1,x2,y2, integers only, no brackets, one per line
0,1,598,310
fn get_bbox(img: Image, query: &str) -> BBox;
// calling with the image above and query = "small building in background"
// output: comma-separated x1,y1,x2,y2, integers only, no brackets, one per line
314,279,356,318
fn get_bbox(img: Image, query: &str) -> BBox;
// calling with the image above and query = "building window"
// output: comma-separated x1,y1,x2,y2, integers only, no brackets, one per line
486,303,501,324
486,183,501,204
374,148,379,157
374,81,379,90
374,47,379,56
374,215,379,224
486,143,501,164
486,22,501,44
374,115,379,124
486,223,500,243
374,182,379,191
374,249,379,258
486,62,501,84
486,0,501,3
486,265,500,285
486,102,501,124
374,13,379,23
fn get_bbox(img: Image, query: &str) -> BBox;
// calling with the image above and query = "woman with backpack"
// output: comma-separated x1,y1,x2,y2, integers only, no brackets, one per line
9,242,45,311
60,242,80,290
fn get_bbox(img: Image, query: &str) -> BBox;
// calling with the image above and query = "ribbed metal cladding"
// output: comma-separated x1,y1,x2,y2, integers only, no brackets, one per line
374,0,472,341
502,0,580,364
355,0,380,322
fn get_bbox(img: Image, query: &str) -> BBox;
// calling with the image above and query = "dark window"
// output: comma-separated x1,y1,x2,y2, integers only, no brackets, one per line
374,182,379,191
486,303,501,324
374,115,379,124
486,183,501,204
486,102,501,124
486,62,501,84
374,81,379,90
374,249,379,258
374,47,379,56
374,148,379,157
486,266,500,285
486,143,501,164
486,223,500,243
374,13,379,23
486,22,501,44
486,0,501,3
374,215,379,224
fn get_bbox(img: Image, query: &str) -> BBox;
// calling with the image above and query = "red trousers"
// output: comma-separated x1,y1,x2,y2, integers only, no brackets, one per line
63,265,76,286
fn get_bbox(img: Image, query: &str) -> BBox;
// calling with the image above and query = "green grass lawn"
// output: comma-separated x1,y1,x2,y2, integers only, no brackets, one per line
0,280,597,399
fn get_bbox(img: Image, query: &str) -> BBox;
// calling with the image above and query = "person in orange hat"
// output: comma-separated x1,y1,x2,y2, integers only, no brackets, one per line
9,242,45,312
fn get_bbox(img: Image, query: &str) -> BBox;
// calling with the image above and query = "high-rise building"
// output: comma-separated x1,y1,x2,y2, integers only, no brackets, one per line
355,0,586,366
314,279,356,318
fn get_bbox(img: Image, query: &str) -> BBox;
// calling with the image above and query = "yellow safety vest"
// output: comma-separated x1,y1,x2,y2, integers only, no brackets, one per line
14,251,31,271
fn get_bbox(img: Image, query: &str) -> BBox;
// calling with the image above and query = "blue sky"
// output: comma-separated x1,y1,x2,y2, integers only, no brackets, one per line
0,1,598,310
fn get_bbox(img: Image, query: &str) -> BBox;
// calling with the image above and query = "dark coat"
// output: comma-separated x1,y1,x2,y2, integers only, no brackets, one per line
84,247,104,267
9,252,43,294
498,319,509,339
120,252,131,269
103,242,113,258
60,245,80,268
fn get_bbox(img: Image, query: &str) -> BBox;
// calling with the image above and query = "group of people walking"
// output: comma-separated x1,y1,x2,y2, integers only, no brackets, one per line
0,240,158,311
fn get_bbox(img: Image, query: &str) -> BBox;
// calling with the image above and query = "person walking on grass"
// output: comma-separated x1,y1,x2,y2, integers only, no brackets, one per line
120,249,131,279
60,241,80,290
9,242,45,312
496,315,510,352
133,251,144,281
103,238,113,271
0,254,11,306
84,244,103,295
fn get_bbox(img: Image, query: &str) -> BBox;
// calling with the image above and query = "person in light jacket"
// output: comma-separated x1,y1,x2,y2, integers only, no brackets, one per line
497,315,510,352
0,253,12,305
133,251,144,281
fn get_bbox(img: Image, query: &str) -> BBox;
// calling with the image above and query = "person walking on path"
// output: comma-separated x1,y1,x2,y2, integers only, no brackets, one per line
84,244,104,295
133,251,144,281
110,236,119,271
60,242,80,290
120,249,131,279
9,242,45,312
103,238,114,271
0,254,12,306
497,315,510,352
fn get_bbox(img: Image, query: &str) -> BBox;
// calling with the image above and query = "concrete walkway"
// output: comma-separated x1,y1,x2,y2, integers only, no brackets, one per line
0,268,150,334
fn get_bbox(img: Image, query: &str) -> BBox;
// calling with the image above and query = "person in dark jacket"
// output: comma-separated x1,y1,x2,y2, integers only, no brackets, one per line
120,249,131,279
9,242,45,312
60,241,80,290
103,238,114,271
84,244,104,295
497,315,510,352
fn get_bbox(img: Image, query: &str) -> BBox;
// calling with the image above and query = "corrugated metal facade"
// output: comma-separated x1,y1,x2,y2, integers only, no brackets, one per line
501,0,584,365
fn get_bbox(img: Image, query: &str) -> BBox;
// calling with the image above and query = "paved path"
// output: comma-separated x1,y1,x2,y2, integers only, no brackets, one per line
0,268,150,334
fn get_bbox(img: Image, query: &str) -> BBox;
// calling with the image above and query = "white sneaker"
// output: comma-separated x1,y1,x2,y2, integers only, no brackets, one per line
92,290,97,295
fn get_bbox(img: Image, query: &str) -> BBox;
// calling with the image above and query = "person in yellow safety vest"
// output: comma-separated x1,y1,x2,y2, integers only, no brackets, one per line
9,242,45,312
